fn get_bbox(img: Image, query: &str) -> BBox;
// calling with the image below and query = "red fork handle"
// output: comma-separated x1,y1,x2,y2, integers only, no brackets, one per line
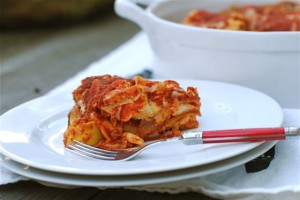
202,127,285,143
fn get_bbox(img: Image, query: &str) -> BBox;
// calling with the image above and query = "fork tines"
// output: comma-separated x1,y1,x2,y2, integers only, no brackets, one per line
66,138,166,161
66,140,118,160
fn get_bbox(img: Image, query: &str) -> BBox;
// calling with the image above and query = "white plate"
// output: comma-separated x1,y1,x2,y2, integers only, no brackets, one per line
0,141,277,187
0,80,283,175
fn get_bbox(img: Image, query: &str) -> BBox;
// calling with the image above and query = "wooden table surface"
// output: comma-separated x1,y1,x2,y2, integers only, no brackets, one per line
0,8,219,200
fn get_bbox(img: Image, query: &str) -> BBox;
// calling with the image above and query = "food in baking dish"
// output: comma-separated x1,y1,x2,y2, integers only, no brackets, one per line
64,75,201,150
183,1,300,31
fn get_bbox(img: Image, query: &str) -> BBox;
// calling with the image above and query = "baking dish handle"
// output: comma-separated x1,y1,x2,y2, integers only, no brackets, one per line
114,0,150,31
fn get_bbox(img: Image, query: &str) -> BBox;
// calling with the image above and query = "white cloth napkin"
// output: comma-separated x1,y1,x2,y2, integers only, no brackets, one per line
1,32,300,200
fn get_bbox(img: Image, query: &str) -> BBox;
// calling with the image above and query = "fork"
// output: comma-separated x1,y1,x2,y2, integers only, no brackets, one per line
66,127,300,161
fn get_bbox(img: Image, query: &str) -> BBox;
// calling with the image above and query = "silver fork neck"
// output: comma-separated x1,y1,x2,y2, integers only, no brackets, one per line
285,127,300,137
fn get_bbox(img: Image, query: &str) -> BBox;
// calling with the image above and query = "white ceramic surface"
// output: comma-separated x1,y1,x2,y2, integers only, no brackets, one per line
115,0,300,108
0,141,277,187
0,80,283,175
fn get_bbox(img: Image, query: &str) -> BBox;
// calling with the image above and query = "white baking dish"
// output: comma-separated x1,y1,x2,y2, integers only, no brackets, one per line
115,0,300,108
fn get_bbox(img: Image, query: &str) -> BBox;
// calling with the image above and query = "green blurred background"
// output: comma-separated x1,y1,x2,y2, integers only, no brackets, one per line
0,0,140,114
0,0,114,29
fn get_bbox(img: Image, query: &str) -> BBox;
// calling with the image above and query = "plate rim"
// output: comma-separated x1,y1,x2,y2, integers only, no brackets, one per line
0,141,277,187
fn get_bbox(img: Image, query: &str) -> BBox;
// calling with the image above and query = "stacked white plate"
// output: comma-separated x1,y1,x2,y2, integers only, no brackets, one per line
0,80,283,187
